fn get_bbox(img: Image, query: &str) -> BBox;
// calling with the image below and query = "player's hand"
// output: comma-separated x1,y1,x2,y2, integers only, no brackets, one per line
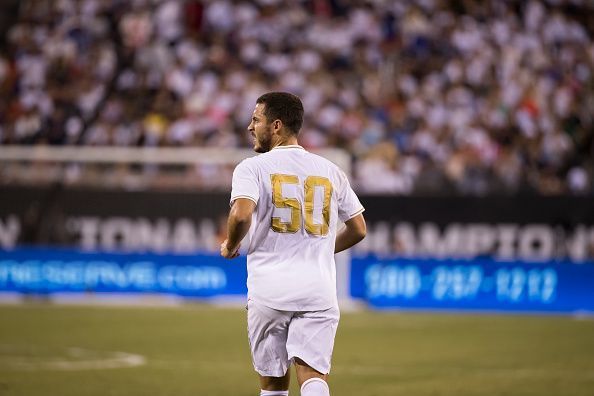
220,239,240,259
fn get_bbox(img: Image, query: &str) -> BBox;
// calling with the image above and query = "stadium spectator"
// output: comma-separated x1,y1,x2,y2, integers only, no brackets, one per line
1,0,593,195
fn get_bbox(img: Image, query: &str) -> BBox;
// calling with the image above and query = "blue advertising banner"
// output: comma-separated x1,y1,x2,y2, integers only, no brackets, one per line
3,248,594,314
0,248,247,298
351,256,594,313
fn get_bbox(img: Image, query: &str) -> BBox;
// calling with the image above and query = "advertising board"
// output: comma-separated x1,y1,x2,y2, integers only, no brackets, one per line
351,256,594,313
0,248,247,298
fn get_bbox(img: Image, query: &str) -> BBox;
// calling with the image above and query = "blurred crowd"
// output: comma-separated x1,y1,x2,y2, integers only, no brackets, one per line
0,0,593,195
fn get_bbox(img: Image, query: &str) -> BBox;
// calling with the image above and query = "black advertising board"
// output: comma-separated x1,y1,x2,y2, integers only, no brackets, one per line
1,186,593,262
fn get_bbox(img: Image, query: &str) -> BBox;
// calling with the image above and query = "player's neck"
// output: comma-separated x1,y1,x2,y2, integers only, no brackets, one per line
271,134,299,149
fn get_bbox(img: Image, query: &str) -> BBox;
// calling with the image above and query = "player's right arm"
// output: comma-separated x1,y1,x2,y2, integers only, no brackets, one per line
223,159,259,259
334,213,366,254
221,198,256,259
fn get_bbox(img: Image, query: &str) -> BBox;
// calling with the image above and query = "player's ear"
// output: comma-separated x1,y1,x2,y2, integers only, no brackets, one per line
272,119,282,134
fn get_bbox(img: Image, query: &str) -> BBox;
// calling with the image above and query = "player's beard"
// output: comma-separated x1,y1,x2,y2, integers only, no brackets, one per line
254,124,273,153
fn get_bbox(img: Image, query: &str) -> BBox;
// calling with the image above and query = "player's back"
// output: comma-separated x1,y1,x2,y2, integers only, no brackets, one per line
231,145,363,311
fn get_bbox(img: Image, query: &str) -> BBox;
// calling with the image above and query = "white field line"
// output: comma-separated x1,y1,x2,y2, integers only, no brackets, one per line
3,347,593,381
1,347,146,371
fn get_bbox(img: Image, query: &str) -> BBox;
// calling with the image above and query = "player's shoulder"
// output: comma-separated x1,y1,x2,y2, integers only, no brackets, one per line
237,147,342,173
298,148,340,169
309,150,347,176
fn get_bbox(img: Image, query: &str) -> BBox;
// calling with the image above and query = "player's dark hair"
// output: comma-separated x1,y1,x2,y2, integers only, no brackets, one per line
256,92,304,135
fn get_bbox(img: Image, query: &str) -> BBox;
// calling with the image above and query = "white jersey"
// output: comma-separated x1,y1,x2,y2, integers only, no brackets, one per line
230,145,364,311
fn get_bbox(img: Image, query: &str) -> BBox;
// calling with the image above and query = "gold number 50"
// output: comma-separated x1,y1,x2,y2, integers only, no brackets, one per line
271,174,333,236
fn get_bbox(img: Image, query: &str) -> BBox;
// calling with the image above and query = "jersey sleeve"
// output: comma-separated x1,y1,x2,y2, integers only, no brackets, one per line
230,159,259,206
337,170,365,222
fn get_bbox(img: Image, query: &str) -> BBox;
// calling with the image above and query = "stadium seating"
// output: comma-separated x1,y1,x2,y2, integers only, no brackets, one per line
1,0,592,195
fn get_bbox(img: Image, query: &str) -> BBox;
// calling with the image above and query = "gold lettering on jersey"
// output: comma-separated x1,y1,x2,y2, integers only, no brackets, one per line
270,174,333,236
304,176,332,236
271,174,301,233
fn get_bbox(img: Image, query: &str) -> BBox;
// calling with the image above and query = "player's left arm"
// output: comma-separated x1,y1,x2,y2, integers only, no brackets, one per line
335,168,366,254
335,213,366,254
221,198,256,259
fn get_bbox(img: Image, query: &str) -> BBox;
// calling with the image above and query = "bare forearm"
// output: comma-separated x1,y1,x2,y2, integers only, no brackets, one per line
334,214,366,254
335,229,364,253
221,199,256,259
226,214,251,252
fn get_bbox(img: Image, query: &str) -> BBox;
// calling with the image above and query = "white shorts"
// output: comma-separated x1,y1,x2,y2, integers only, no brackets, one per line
246,299,340,377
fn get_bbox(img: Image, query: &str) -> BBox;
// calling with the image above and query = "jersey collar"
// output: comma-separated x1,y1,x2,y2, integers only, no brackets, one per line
271,145,305,151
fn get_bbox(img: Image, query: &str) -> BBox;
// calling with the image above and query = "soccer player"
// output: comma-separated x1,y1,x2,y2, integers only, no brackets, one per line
220,92,366,396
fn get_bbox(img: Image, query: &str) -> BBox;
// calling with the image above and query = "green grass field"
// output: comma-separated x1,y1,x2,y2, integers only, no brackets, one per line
0,303,593,396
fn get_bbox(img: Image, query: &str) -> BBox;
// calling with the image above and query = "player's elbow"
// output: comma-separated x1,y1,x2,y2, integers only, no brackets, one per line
354,224,366,242
347,214,366,243
229,199,255,225
230,209,252,226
